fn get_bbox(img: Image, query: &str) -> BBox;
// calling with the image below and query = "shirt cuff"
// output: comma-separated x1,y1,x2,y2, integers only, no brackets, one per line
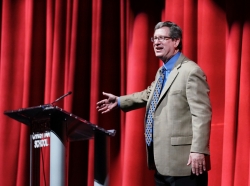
117,97,120,107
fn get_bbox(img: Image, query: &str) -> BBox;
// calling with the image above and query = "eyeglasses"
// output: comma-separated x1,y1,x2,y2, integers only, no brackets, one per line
151,36,172,43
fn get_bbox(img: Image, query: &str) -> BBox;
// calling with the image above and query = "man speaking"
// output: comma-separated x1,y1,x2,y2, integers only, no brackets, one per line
97,21,212,186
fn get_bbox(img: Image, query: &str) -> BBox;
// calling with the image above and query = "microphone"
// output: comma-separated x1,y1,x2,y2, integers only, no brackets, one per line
51,91,72,105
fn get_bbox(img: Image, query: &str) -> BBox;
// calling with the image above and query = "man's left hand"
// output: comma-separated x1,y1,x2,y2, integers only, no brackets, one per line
187,153,206,175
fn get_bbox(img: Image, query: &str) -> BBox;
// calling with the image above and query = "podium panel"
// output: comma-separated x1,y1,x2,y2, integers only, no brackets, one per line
4,104,116,186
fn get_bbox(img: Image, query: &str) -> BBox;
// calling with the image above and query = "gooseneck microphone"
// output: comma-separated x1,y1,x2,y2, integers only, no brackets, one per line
51,91,72,105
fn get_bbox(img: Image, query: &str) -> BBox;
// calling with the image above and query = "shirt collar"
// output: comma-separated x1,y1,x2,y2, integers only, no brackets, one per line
163,52,181,71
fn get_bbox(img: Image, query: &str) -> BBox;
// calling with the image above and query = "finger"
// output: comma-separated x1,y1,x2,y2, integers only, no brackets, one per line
191,161,196,175
102,92,110,97
97,100,106,106
97,108,105,112
187,156,191,165
196,167,200,176
96,104,102,109
203,159,206,171
98,106,108,112
96,103,105,109
199,163,203,174
194,160,199,175
96,101,102,106
191,165,195,175
101,108,110,114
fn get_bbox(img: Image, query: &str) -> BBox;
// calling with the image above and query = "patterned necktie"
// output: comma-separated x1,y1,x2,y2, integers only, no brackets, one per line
145,67,166,146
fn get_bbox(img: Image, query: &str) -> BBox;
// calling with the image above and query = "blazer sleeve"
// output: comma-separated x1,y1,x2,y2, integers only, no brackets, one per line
186,66,212,155
119,81,156,112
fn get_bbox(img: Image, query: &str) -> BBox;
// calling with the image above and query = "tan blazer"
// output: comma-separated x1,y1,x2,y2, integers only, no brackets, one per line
119,53,212,176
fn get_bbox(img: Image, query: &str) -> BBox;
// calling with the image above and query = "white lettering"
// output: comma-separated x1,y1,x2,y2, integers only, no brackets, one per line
34,139,49,148
32,133,43,140
44,132,50,138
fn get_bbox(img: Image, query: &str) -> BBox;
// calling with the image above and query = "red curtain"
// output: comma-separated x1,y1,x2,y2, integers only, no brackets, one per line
0,0,249,185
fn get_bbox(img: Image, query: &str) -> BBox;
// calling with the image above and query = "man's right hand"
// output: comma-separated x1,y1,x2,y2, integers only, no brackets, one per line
96,92,118,114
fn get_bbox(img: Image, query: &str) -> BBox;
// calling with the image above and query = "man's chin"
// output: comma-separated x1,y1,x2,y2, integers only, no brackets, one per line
155,53,162,58
155,54,163,60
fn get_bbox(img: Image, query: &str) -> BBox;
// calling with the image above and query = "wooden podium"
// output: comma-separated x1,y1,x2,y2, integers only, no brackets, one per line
4,104,115,186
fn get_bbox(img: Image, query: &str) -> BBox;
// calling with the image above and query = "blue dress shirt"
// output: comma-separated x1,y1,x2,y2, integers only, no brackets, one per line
162,52,181,86
118,52,181,106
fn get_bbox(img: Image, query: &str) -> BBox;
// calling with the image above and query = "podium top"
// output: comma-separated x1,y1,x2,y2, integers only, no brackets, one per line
4,104,116,141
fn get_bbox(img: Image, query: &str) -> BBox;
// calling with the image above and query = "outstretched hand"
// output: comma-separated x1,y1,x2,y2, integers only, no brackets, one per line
96,92,118,114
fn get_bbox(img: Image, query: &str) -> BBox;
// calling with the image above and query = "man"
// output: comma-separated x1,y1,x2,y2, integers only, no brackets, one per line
96,21,212,186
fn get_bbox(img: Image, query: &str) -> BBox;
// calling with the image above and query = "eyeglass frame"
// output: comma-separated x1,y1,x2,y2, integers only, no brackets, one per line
151,36,172,43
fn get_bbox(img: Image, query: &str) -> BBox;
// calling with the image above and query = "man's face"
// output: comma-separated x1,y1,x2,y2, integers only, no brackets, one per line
153,27,180,62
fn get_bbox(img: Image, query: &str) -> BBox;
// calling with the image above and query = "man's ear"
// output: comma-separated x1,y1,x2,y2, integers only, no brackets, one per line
174,38,180,49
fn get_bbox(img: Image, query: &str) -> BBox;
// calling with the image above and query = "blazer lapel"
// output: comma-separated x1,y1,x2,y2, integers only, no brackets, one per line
158,53,187,104
158,66,179,101
146,53,188,110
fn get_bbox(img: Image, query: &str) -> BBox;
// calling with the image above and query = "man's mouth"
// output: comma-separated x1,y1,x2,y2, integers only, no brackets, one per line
155,46,163,52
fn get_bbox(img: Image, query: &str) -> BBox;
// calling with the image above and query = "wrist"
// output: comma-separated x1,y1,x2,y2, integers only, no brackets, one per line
116,97,120,107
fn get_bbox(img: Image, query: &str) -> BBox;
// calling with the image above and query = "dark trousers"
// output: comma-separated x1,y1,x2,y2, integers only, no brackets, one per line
154,171,208,186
